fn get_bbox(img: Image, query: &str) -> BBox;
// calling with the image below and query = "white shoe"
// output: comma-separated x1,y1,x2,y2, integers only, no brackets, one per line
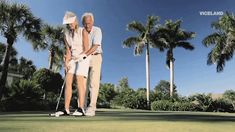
72,107,85,116
85,107,96,116
50,110,70,117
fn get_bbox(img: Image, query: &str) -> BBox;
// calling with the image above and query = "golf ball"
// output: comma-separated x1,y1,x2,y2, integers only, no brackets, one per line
55,114,59,117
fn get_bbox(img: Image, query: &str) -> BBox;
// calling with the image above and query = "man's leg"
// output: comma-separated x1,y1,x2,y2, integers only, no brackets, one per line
88,55,102,112
83,69,91,109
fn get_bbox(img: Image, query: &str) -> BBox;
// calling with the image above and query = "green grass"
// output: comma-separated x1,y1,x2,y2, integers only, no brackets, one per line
0,109,235,132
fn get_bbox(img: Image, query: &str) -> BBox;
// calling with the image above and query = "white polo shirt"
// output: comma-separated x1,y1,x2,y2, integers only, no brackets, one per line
88,26,102,54
64,27,83,58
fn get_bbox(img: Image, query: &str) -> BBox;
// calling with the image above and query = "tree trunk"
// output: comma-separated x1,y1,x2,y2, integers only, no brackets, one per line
0,40,13,100
49,49,55,70
146,43,150,109
170,59,174,97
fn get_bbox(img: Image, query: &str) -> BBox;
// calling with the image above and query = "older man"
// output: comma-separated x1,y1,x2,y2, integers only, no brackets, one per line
81,12,102,116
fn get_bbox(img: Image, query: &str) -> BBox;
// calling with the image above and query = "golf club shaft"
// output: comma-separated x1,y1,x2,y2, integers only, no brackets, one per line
55,75,66,111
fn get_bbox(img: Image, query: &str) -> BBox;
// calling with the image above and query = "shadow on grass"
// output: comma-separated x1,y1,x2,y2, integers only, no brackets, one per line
96,110,235,122
0,110,235,122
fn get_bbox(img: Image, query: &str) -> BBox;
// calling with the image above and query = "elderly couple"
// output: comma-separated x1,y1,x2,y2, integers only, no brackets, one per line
56,11,102,117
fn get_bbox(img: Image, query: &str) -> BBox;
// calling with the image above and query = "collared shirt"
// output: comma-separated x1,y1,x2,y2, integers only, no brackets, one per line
88,26,102,54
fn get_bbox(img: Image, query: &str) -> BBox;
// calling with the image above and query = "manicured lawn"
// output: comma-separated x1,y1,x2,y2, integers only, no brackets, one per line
0,109,235,132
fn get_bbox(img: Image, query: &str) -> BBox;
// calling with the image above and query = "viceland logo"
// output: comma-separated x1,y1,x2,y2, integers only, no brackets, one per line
199,11,224,16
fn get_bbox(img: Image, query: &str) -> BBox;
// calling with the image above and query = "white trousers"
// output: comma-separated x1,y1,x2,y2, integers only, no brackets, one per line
85,54,102,110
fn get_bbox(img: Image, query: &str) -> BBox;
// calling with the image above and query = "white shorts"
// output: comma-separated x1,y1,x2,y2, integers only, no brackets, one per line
67,56,91,77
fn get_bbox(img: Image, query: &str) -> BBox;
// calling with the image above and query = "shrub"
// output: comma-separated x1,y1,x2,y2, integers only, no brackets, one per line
112,88,137,109
151,100,196,111
97,83,117,108
3,79,45,111
111,88,153,110
151,100,173,111
189,94,213,112
210,98,234,112
223,90,235,111
32,68,63,99
32,68,63,93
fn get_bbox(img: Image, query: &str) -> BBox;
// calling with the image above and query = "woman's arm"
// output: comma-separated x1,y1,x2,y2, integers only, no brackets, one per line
64,37,71,70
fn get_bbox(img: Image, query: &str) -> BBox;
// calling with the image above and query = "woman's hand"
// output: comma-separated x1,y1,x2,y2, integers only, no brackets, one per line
64,61,72,73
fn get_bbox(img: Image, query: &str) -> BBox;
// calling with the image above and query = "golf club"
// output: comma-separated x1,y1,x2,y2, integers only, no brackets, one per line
49,74,66,117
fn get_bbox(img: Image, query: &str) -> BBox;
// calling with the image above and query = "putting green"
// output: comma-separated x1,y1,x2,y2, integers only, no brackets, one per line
0,109,234,132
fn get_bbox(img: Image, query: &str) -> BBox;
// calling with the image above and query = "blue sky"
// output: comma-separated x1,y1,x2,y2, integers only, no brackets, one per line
3,0,235,96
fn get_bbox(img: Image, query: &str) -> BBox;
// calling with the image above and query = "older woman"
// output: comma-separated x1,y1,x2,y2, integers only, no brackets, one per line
56,11,90,116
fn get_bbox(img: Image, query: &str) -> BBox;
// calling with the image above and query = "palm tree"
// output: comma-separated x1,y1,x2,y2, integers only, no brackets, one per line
0,42,18,67
152,20,195,97
42,25,64,72
0,1,44,99
123,16,163,108
17,57,36,79
203,12,235,72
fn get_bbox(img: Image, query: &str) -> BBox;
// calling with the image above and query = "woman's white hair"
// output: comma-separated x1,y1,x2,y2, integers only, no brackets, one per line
81,12,94,24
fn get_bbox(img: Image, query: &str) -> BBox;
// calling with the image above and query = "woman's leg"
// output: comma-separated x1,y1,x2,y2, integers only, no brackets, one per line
76,75,87,109
64,73,74,111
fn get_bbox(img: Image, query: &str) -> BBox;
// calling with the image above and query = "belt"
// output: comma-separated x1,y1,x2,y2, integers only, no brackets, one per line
91,53,102,55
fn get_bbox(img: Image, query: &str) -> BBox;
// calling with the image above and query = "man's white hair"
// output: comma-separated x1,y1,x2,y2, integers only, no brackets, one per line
81,12,94,23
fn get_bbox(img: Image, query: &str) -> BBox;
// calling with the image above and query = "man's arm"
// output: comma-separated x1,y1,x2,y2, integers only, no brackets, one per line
85,45,99,56
85,27,102,56
82,29,89,53
75,29,93,61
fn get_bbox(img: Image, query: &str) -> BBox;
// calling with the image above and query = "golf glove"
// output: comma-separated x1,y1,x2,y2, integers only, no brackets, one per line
76,54,87,62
